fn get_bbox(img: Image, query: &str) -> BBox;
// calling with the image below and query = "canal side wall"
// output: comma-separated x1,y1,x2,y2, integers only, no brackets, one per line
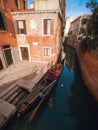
76,46,98,101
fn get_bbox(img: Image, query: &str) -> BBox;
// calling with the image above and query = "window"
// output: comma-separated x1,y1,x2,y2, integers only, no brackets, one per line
43,19,53,35
0,58,3,70
2,45,13,65
15,0,20,9
3,45,10,49
15,20,26,34
0,12,7,31
23,0,26,9
43,47,51,57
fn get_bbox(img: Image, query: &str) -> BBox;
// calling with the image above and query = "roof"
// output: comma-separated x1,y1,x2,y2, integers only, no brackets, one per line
11,9,60,15
71,16,81,24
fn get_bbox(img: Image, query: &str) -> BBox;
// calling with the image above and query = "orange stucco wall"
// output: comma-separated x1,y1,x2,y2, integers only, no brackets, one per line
0,0,28,68
0,0,27,48
0,0,27,11
0,33,17,47
13,12,62,64
0,10,17,47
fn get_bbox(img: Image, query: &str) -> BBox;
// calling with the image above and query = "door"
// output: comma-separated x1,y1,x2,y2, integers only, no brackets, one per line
20,47,29,60
0,58,3,70
3,45,13,66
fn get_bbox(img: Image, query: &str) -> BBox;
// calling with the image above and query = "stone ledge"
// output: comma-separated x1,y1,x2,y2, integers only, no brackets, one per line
0,99,16,128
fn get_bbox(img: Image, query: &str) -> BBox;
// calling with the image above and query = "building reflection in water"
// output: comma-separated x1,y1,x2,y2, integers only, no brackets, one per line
63,45,75,73
63,45,98,130
47,89,56,109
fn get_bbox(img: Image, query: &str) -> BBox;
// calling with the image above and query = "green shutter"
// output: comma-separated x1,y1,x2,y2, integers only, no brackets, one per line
0,12,7,31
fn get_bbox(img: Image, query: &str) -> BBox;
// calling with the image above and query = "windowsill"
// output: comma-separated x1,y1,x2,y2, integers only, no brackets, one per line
42,35,53,37
43,56,51,58
16,34,26,36
0,30,7,32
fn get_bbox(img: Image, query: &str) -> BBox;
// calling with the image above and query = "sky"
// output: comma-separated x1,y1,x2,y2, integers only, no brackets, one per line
27,0,91,17
28,0,34,7
66,0,91,17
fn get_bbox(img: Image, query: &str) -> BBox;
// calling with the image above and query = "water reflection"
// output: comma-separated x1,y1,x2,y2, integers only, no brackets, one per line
3,45,98,130
65,54,98,130
47,89,56,109
4,88,57,130
66,82,98,130
64,45,75,72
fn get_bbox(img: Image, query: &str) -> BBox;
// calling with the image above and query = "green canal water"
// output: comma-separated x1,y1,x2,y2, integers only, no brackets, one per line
3,53,98,130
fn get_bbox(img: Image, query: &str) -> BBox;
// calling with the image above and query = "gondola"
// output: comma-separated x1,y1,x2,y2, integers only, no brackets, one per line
17,63,63,121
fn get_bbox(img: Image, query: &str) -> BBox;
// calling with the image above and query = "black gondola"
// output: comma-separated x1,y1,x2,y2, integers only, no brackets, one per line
17,63,63,121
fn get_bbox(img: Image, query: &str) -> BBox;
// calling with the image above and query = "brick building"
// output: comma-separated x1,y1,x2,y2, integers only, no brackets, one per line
0,0,66,70
69,14,92,40
0,0,27,70
66,14,91,48
12,0,66,64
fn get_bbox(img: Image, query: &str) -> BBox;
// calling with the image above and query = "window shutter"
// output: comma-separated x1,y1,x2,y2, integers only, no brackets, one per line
0,12,7,31
15,0,20,9
44,19,47,35
18,21,24,29
23,20,26,34
50,19,53,35
15,0,18,8
0,12,3,30
2,13,7,31
15,20,26,34
44,48,51,56
48,48,51,56
23,0,26,9
14,20,18,34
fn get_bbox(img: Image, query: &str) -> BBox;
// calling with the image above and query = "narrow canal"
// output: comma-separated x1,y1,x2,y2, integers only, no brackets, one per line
3,47,98,130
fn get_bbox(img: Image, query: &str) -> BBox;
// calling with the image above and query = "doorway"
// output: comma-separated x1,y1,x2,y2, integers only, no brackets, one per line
3,45,13,66
0,58,3,70
20,47,29,60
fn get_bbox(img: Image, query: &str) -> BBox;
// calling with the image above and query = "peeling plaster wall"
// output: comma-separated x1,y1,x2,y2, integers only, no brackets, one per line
35,0,60,11
13,12,62,64
0,0,28,70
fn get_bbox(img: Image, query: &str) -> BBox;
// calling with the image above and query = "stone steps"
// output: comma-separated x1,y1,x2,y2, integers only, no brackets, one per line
0,99,16,128
11,91,27,106
2,85,19,101
6,88,23,103
0,83,18,99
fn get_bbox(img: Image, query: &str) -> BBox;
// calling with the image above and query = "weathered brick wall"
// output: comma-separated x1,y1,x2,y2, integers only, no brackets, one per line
0,7,17,47
77,47,98,101
0,33,17,47
0,0,28,69
13,12,62,64
1,0,27,11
